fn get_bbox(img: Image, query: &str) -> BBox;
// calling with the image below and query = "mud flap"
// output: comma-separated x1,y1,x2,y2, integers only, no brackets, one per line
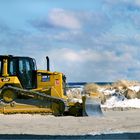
82,96,103,116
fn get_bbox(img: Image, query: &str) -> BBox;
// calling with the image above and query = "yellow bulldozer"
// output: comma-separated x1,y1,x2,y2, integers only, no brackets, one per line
0,55,102,116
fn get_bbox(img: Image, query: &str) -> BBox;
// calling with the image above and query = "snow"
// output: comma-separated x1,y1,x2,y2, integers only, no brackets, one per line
102,96,140,108
100,85,140,108
128,85,140,92
99,88,116,95
70,98,82,103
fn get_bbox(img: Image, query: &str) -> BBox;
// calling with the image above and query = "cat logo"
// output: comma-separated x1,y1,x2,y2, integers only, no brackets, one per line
1,78,10,82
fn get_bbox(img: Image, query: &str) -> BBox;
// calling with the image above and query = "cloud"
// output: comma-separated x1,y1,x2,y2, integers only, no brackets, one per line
103,0,140,26
48,8,81,29
30,8,112,52
45,46,140,82
30,8,111,35
130,13,140,29
31,8,82,30
134,0,140,7
48,48,102,64
104,0,140,9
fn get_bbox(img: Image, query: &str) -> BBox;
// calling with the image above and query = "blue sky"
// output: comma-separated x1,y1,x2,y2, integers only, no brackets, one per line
1,0,140,82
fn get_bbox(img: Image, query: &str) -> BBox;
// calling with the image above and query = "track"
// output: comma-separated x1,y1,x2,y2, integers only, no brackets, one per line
0,86,66,115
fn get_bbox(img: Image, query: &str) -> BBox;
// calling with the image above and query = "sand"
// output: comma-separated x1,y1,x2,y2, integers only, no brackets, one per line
0,109,139,135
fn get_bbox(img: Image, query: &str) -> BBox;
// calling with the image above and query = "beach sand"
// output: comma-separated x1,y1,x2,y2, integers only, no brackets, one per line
0,109,139,135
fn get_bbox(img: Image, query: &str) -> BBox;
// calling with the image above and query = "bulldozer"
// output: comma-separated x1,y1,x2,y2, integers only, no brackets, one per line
0,55,102,116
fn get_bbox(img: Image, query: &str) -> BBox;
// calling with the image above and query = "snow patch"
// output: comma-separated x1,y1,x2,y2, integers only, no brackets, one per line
99,88,116,95
128,85,140,92
102,97,140,108
70,98,82,103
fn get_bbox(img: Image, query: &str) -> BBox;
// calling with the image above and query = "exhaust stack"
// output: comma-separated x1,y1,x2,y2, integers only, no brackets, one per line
46,56,50,71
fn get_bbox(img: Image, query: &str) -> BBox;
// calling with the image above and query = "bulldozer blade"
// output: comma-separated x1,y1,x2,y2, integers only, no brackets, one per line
83,97,103,116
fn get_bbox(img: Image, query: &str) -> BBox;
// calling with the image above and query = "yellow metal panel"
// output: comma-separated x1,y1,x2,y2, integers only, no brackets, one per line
36,70,66,99
0,104,53,114
0,76,22,89
51,73,63,98
3,59,8,77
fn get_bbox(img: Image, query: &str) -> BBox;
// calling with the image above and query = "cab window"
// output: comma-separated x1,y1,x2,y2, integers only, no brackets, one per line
18,58,36,89
9,58,17,75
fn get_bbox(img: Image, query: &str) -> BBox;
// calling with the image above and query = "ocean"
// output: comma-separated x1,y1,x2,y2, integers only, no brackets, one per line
66,82,113,88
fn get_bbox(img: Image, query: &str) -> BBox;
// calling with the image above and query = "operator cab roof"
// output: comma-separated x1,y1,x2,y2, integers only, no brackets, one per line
0,55,34,60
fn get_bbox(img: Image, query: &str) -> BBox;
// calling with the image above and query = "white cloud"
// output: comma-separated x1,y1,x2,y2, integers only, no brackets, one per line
48,8,81,29
43,47,140,82
47,48,104,63
134,0,140,6
63,51,81,62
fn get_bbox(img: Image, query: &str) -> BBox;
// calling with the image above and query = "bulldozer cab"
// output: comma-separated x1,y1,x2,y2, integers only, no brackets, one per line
0,55,36,89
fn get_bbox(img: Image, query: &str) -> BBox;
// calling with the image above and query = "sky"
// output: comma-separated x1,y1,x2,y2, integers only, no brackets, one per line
1,0,140,82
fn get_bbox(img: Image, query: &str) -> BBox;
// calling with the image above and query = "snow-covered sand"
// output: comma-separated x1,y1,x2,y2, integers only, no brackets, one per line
67,87,140,109
102,97,140,108
100,85,140,108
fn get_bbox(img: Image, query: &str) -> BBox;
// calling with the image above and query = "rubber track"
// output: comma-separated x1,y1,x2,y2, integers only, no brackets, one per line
5,86,65,115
